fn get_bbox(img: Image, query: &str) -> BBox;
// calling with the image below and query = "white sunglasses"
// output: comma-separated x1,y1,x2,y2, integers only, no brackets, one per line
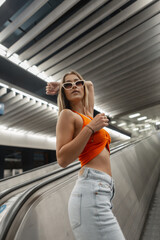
62,80,85,90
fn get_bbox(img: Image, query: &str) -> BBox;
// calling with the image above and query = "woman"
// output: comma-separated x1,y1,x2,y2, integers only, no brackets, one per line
46,71,125,240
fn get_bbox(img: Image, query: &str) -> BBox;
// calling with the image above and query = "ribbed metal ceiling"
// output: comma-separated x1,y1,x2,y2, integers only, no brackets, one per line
0,0,160,138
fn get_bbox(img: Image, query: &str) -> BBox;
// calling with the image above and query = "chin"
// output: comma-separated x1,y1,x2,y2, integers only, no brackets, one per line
70,95,83,102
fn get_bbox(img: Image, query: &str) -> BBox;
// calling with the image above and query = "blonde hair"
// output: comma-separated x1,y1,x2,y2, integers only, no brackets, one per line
57,71,89,116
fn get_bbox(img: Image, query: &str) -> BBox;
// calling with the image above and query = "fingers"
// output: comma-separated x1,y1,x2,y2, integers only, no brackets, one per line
46,88,50,94
99,113,109,120
46,84,52,90
96,114,109,127
97,113,109,122
46,86,53,95
46,85,53,93
102,114,109,126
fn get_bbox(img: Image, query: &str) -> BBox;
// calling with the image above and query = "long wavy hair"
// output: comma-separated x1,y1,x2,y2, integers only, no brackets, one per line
57,71,89,116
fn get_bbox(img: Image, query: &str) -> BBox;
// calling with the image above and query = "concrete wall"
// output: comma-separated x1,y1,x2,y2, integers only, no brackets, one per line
111,132,160,240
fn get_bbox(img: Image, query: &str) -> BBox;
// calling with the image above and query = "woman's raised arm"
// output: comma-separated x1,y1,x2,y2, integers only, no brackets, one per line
85,81,94,117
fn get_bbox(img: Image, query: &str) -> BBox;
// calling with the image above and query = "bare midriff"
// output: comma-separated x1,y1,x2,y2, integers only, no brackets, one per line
84,147,112,177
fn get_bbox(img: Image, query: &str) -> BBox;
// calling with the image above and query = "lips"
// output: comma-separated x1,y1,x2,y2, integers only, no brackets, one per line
72,90,79,94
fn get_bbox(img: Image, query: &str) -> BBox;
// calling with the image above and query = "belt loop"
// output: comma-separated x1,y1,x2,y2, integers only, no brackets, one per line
83,167,88,178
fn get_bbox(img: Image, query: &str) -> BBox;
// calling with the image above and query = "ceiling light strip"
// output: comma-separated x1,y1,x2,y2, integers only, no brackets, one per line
0,0,6,7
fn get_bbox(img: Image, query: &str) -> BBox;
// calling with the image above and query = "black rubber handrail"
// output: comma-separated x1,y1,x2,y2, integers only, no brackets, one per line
0,161,80,201
0,161,57,182
0,165,80,240
0,140,130,183
0,141,132,202
0,138,146,203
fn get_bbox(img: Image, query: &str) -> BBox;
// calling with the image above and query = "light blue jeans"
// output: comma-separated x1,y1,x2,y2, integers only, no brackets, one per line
68,166,126,240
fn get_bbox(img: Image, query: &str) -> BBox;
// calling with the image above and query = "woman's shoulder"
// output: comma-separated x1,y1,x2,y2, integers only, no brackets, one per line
58,109,75,121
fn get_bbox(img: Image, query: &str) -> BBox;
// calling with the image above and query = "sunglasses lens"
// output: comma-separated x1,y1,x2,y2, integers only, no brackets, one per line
63,83,72,89
76,80,84,87
63,80,84,89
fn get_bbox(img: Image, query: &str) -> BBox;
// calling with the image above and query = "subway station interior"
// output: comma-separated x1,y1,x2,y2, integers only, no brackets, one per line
0,0,160,239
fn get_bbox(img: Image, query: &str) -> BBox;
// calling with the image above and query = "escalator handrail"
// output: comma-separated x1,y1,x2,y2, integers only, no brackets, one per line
0,164,80,240
0,136,149,203
0,134,154,240
0,161,57,183
0,161,80,200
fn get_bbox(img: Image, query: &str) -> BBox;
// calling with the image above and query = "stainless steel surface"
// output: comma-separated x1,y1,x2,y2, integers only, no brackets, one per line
3,132,160,240
0,162,59,193
140,176,160,240
0,141,129,203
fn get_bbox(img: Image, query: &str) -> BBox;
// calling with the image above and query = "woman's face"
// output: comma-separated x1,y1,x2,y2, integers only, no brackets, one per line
63,74,84,103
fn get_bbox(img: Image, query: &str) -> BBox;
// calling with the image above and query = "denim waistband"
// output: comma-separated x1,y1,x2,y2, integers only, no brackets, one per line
78,166,114,188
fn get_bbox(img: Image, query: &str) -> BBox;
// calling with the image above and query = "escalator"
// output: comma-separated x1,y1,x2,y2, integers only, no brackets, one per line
0,133,160,240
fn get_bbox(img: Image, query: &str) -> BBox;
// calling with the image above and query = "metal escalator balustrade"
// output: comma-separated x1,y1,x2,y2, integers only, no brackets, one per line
0,133,159,240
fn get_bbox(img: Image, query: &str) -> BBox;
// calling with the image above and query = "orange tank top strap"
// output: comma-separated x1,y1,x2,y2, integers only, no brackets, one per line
72,110,92,128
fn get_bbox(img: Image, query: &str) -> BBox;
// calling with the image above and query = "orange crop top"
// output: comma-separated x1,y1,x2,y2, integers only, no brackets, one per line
73,110,111,167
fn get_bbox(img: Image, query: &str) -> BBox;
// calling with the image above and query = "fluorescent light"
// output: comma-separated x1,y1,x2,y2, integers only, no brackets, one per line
145,124,151,128
8,128,15,131
111,121,116,124
129,113,140,118
0,48,6,56
47,137,56,143
0,82,9,88
11,88,31,99
37,71,48,80
133,128,139,131
129,123,135,127
139,128,150,132
137,116,147,121
145,119,152,122
27,131,34,135
2,48,56,83
11,88,41,104
118,123,126,127
8,54,21,64
18,130,27,134
19,60,30,69
105,127,130,140
156,122,160,125
94,105,109,116
0,0,6,7
94,106,102,112
11,87,58,110
28,65,40,75
0,45,7,56
45,76,57,82
0,44,7,51
0,127,56,142
0,125,7,130
48,103,58,110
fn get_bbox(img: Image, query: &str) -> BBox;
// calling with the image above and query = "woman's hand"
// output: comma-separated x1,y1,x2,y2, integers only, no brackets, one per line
88,113,109,132
46,82,60,95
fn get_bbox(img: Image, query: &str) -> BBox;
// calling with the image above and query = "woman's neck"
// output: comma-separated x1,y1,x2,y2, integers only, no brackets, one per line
70,101,85,115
